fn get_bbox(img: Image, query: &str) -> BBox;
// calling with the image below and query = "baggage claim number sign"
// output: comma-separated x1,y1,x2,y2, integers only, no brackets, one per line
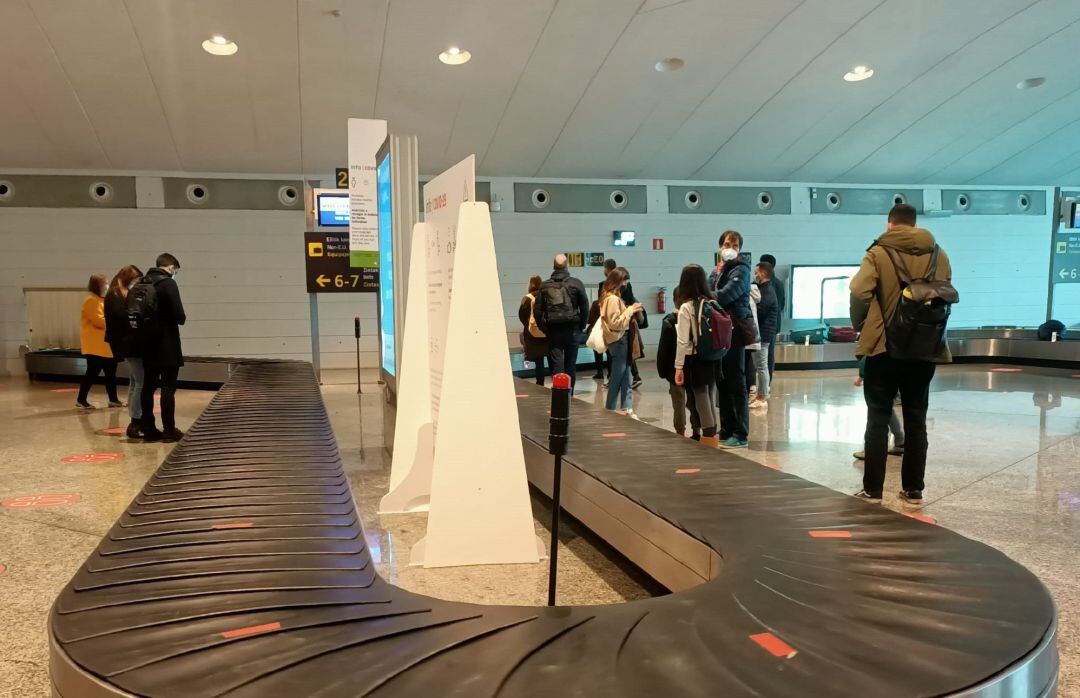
304,231,378,293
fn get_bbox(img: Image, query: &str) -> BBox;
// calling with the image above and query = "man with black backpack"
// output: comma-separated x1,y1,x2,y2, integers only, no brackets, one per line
535,254,589,392
850,204,956,506
129,253,187,442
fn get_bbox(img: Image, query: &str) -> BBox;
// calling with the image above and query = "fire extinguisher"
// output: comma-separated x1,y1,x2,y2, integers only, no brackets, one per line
657,287,666,314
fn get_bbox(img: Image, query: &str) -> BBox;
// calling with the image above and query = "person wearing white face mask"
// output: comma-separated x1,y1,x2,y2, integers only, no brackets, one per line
709,230,756,448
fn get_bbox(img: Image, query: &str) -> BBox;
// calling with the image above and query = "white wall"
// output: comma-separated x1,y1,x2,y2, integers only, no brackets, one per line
488,179,1055,353
0,207,376,376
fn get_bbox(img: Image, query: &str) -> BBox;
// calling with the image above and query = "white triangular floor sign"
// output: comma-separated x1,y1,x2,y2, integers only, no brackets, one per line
410,203,542,567
379,222,435,514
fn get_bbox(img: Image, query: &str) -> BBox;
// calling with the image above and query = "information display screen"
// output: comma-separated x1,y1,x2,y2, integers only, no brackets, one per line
613,230,636,247
316,192,349,226
377,150,396,377
791,265,860,321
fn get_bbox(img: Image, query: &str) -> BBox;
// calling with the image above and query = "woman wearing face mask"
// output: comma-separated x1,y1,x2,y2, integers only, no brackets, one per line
708,230,756,448
77,274,121,409
599,267,643,415
104,265,145,437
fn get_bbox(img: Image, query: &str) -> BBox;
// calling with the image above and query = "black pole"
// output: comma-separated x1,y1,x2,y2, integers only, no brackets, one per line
354,316,362,395
547,373,571,607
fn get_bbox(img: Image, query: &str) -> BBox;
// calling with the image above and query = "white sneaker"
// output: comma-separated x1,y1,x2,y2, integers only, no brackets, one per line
625,409,640,421
750,398,768,411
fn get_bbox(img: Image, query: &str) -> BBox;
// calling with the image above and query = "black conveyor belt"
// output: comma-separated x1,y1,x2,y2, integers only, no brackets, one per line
50,362,1057,697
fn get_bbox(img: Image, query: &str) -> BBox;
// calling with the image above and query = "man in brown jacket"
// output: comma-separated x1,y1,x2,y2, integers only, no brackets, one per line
849,204,952,506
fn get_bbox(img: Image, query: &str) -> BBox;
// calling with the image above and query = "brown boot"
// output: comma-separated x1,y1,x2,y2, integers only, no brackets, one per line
700,435,721,448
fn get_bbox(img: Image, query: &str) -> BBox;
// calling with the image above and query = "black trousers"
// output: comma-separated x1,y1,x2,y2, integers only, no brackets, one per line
592,350,607,377
77,355,119,404
767,336,777,378
744,351,756,389
862,353,935,495
142,364,180,432
533,355,546,385
547,331,579,392
717,342,749,440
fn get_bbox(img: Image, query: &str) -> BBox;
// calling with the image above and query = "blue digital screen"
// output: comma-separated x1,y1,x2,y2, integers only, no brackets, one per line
377,153,395,377
613,230,636,247
317,193,349,226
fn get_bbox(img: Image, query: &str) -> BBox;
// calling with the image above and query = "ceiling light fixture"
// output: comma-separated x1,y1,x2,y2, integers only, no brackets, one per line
202,34,238,56
438,46,471,65
1017,77,1046,90
843,65,874,82
655,57,685,73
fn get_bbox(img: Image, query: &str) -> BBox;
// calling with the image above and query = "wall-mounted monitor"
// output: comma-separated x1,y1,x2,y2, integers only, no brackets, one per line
613,230,636,247
791,265,861,321
376,140,396,378
315,190,349,227
1073,201,1079,229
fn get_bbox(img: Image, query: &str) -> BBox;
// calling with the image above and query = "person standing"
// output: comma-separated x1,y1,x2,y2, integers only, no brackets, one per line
76,274,121,409
104,265,145,437
535,254,589,392
598,268,641,414
657,287,700,440
750,261,779,410
850,204,952,505
518,275,549,386
710,231,754,449
592,259,618,380
674,265,721,447
617,267,645,389
760,254,785,378
133,253,186,442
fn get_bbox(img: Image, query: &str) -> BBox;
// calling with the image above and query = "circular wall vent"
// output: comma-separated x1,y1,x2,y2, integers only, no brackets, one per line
956,193,971,211
757,191,774,211
531,188,550,209
89,182,114,203
893,193,907,206
0,180,13,202
1017,193,1032,212
826,192,841,210
685,190,702,210
186,183,209,205
278,185,299,207
610,189,628,210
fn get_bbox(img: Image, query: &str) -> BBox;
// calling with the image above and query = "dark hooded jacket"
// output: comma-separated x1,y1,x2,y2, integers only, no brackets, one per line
140,267,187,367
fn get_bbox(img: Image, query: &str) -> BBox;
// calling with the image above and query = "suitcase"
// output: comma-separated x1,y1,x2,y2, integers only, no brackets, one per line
790,326,826,345
827,325,857,343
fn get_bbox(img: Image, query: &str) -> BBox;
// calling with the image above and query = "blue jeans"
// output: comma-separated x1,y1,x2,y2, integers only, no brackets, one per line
126,357,144,421
605,336,632,411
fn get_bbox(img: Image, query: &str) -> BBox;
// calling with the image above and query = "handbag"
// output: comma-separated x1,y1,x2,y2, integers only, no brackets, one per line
586,319,607,353
734,315,759,345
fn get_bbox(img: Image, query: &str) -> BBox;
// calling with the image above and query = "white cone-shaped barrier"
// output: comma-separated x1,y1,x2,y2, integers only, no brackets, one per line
410,202,542,567
379,222,435,514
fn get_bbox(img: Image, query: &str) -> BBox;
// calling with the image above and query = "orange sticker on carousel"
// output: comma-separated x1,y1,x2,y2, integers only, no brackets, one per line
991,367,1022,373
602,433,627,438
50,387,79,393
749,632,797,659
904,512,937,525
2,493,81,509
221,621,282,639
63,453,124,463
675,468,700,475
808,530,852,539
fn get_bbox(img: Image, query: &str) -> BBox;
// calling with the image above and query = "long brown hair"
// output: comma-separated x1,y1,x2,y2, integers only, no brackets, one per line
527,275,543,294
108,265,143,297
602,267,627,296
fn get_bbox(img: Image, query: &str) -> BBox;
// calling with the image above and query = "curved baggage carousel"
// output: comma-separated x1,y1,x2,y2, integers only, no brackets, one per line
50,361,1058,697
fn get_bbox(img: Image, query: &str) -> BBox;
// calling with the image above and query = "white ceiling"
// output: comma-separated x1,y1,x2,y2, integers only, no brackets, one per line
3,0,1080,185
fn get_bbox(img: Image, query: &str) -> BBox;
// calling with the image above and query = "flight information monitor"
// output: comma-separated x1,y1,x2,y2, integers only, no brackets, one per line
791,265,860,321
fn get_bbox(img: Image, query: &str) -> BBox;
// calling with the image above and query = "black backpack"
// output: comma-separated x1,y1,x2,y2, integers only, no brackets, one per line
542,281,580,327
1037,320,1066,341
880,245,959,361
126,276,162,340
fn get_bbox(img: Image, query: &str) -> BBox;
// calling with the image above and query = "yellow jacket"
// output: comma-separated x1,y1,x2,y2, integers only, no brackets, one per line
80,295,112,358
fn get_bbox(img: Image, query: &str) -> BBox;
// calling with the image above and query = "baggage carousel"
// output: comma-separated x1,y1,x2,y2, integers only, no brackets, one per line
49,361,1058,697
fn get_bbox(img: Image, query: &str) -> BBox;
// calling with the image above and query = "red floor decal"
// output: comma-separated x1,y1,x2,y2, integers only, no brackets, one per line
221,621,282,639
50,388,79,393
515,394,528,398
63,453,124,463
2,493,81,509
904,512,937,525
99,427,126,436
602,433,626,438
749,632,798,658
675,468,700,474
0,563,5,575
991,368,1022,373
809,530,852,539
763,463,781,470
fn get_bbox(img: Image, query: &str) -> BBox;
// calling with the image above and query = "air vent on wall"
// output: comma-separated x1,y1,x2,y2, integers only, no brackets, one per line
610,189,628,210
89,182,114,203
1017,193,1031,212
892,193,907,206
684,190,702,210
826,192,841,210
757,191,773,211
0,180,13,202
278,185,299,206
186,183,209,205
531,188,550,209
956,193,971,211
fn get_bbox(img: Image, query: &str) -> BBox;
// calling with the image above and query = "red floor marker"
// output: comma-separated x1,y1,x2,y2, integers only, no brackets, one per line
904,512,937,525
809,530,852,539
1072,374,1080,379
221,621,282,639
2,493,81,509
515,394,528,398
50,388,79,393
99,427,126,436
602,433,626,438
675,468,700,475
991,367,1022,373
750,632,798,659
212,522,255,529
0,563,6,575
763,463,781,470
63,453,124,463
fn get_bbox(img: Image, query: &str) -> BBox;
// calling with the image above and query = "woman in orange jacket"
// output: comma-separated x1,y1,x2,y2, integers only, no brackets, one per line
77,274,121,409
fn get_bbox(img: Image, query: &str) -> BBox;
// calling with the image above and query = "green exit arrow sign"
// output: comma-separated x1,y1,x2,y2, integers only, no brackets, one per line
1052,232,1080,284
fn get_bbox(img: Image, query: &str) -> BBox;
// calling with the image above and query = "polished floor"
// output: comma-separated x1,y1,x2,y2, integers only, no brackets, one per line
1,363,1077,696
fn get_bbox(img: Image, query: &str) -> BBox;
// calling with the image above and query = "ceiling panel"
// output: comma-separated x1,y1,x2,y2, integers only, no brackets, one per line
2,0,1080,184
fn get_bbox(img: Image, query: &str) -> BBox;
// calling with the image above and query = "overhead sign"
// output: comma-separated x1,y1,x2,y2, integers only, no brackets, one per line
1053,232,1080,283
586,253,605,267
304,231,377,293
566,252,584,267
335,168,348,189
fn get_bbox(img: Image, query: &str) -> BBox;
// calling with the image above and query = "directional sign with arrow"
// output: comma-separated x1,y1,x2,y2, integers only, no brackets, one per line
1052,232,1080,284
304,231,377,293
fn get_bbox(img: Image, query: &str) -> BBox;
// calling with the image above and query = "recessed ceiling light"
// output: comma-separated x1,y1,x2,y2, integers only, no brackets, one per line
438,46,471,65
1017,77,1046,90
655,57,685,73
202,34,238,56
843,65,874,82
